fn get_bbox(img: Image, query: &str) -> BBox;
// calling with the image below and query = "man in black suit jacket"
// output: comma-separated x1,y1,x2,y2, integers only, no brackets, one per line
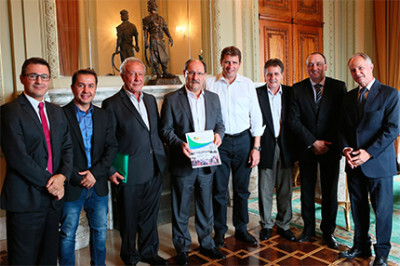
161,59,225,264
102,57,168,265
339,53,400,266
59,69,118,266
0,57,73,265
256,59,295,242
289,52,346,248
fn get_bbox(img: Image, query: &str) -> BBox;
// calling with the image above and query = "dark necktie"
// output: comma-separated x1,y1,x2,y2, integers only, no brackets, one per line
39,102,53,174
358,87,367,116
314,84,322,109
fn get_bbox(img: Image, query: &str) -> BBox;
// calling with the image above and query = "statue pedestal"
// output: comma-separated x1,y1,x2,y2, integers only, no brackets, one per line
147,76,182,85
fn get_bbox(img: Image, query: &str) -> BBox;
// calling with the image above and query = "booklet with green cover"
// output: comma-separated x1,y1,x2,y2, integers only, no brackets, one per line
113,153,129,183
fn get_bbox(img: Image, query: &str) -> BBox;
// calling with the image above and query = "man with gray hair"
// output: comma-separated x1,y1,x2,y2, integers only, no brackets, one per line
339,53,399,266
102,57,168,265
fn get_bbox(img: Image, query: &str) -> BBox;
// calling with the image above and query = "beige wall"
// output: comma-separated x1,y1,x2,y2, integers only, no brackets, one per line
0,0,377,238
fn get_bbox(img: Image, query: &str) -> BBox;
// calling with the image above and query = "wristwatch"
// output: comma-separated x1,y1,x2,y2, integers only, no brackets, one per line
253,146,261,151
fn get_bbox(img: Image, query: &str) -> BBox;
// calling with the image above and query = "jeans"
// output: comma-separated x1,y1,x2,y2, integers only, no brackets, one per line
59,187,108,266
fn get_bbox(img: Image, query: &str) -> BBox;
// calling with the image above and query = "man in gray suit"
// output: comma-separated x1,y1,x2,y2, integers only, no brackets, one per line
161,59,225,265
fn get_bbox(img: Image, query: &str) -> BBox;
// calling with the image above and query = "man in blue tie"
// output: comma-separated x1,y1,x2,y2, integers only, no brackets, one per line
339,53,400,266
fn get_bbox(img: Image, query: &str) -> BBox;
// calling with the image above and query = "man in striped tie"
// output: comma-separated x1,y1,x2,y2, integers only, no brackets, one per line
289,52,347,249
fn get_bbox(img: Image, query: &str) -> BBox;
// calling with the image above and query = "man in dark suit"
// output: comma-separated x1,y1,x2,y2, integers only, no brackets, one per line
59,69,118,266
339,53,400,266
161,59,225,264
256,59,295,241
289,52,346,248
0,57,73,265
102,57,168,265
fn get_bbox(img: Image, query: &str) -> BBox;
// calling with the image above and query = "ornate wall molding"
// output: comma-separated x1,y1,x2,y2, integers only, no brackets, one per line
323,0,335,78
42,0,60,78
211,0,222,74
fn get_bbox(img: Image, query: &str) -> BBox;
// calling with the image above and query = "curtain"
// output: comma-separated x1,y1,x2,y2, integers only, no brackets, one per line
56,0,79,76
373,0,400,90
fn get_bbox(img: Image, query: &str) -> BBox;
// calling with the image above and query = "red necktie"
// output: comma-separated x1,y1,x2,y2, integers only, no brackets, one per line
38,102,53,174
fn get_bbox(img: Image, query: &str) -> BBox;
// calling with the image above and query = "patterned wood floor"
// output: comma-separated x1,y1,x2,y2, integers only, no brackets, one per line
168,226,396,266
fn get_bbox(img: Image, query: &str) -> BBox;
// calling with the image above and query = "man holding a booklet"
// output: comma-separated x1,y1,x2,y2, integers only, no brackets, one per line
161,59,225,264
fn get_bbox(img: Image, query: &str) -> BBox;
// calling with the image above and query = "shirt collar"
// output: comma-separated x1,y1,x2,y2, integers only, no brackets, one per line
185,86,204,99
124,86,143,101
360,78,376,91
310,77,326,87
215,73,243,84
73,102,94,114
267,84,282,96
24,92,44,108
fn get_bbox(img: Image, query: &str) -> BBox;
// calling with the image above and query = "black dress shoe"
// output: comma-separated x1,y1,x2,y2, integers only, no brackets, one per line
323,234,338,249
235,231,258,246
339,246,372,259
297,231,314,242
277,227,296,241
199,247,226,259
260,228,272,240
214,233,225,248
175,252,189,265
373,256,388,266
141,255,168,265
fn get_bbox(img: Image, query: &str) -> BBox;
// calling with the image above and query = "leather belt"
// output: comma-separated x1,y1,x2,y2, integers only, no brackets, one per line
225,129,249,138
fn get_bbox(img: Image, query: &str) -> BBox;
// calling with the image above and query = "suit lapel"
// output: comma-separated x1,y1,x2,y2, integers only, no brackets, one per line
178,88,194,130
259,85,275,136
91,107,101,159
363,80,381,111
143,93,154,131
64,102,86,154
305,80,317,115
19,94,43,133
119,89,149,130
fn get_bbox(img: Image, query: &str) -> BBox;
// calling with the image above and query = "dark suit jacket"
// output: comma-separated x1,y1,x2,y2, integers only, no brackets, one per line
256,84,293,169
0,93,73,212
289,77,347,160
340,80,400,177
63,101,118,201
102,88,167,185
160,87,225,176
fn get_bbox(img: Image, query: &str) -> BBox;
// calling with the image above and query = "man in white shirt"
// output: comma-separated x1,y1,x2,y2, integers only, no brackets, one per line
256,59,295,242
206,46,264,247
161,59,225,264
1,57,72,265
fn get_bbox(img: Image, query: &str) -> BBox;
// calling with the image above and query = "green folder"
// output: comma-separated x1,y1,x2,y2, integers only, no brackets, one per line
113,153,129,183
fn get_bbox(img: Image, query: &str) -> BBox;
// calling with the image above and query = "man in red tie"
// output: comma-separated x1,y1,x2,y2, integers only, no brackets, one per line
1,57,73,265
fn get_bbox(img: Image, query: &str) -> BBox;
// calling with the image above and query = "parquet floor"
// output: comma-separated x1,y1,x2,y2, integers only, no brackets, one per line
168,226,396,266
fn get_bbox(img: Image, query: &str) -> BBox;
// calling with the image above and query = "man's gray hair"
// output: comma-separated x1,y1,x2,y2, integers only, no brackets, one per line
348,52,372,65
120,57,146,74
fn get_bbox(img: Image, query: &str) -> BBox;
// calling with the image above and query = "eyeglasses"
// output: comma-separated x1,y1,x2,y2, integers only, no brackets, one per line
24,73,51,81
186,71,205,77
307,62,325,68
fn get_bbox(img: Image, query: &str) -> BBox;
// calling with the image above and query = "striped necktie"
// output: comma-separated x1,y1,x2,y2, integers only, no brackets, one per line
314,84,322,109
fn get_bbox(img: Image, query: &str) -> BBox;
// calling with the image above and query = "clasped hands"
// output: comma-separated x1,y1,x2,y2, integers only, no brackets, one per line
343,147,371,169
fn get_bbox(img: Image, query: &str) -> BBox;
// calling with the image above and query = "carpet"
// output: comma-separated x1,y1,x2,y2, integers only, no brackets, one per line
248,175,400,263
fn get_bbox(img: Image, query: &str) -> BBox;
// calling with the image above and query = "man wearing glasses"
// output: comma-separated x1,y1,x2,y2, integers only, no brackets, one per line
0,57,73,265
161,59,225,264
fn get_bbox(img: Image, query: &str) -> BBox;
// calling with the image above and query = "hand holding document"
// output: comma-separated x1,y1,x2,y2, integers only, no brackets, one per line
185,130,221,169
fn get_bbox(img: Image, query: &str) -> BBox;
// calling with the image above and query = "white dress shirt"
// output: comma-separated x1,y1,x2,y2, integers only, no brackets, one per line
186,88,206,132
24,92,50,129
124,88,150,130
205,73,263,136
267,85,282,138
